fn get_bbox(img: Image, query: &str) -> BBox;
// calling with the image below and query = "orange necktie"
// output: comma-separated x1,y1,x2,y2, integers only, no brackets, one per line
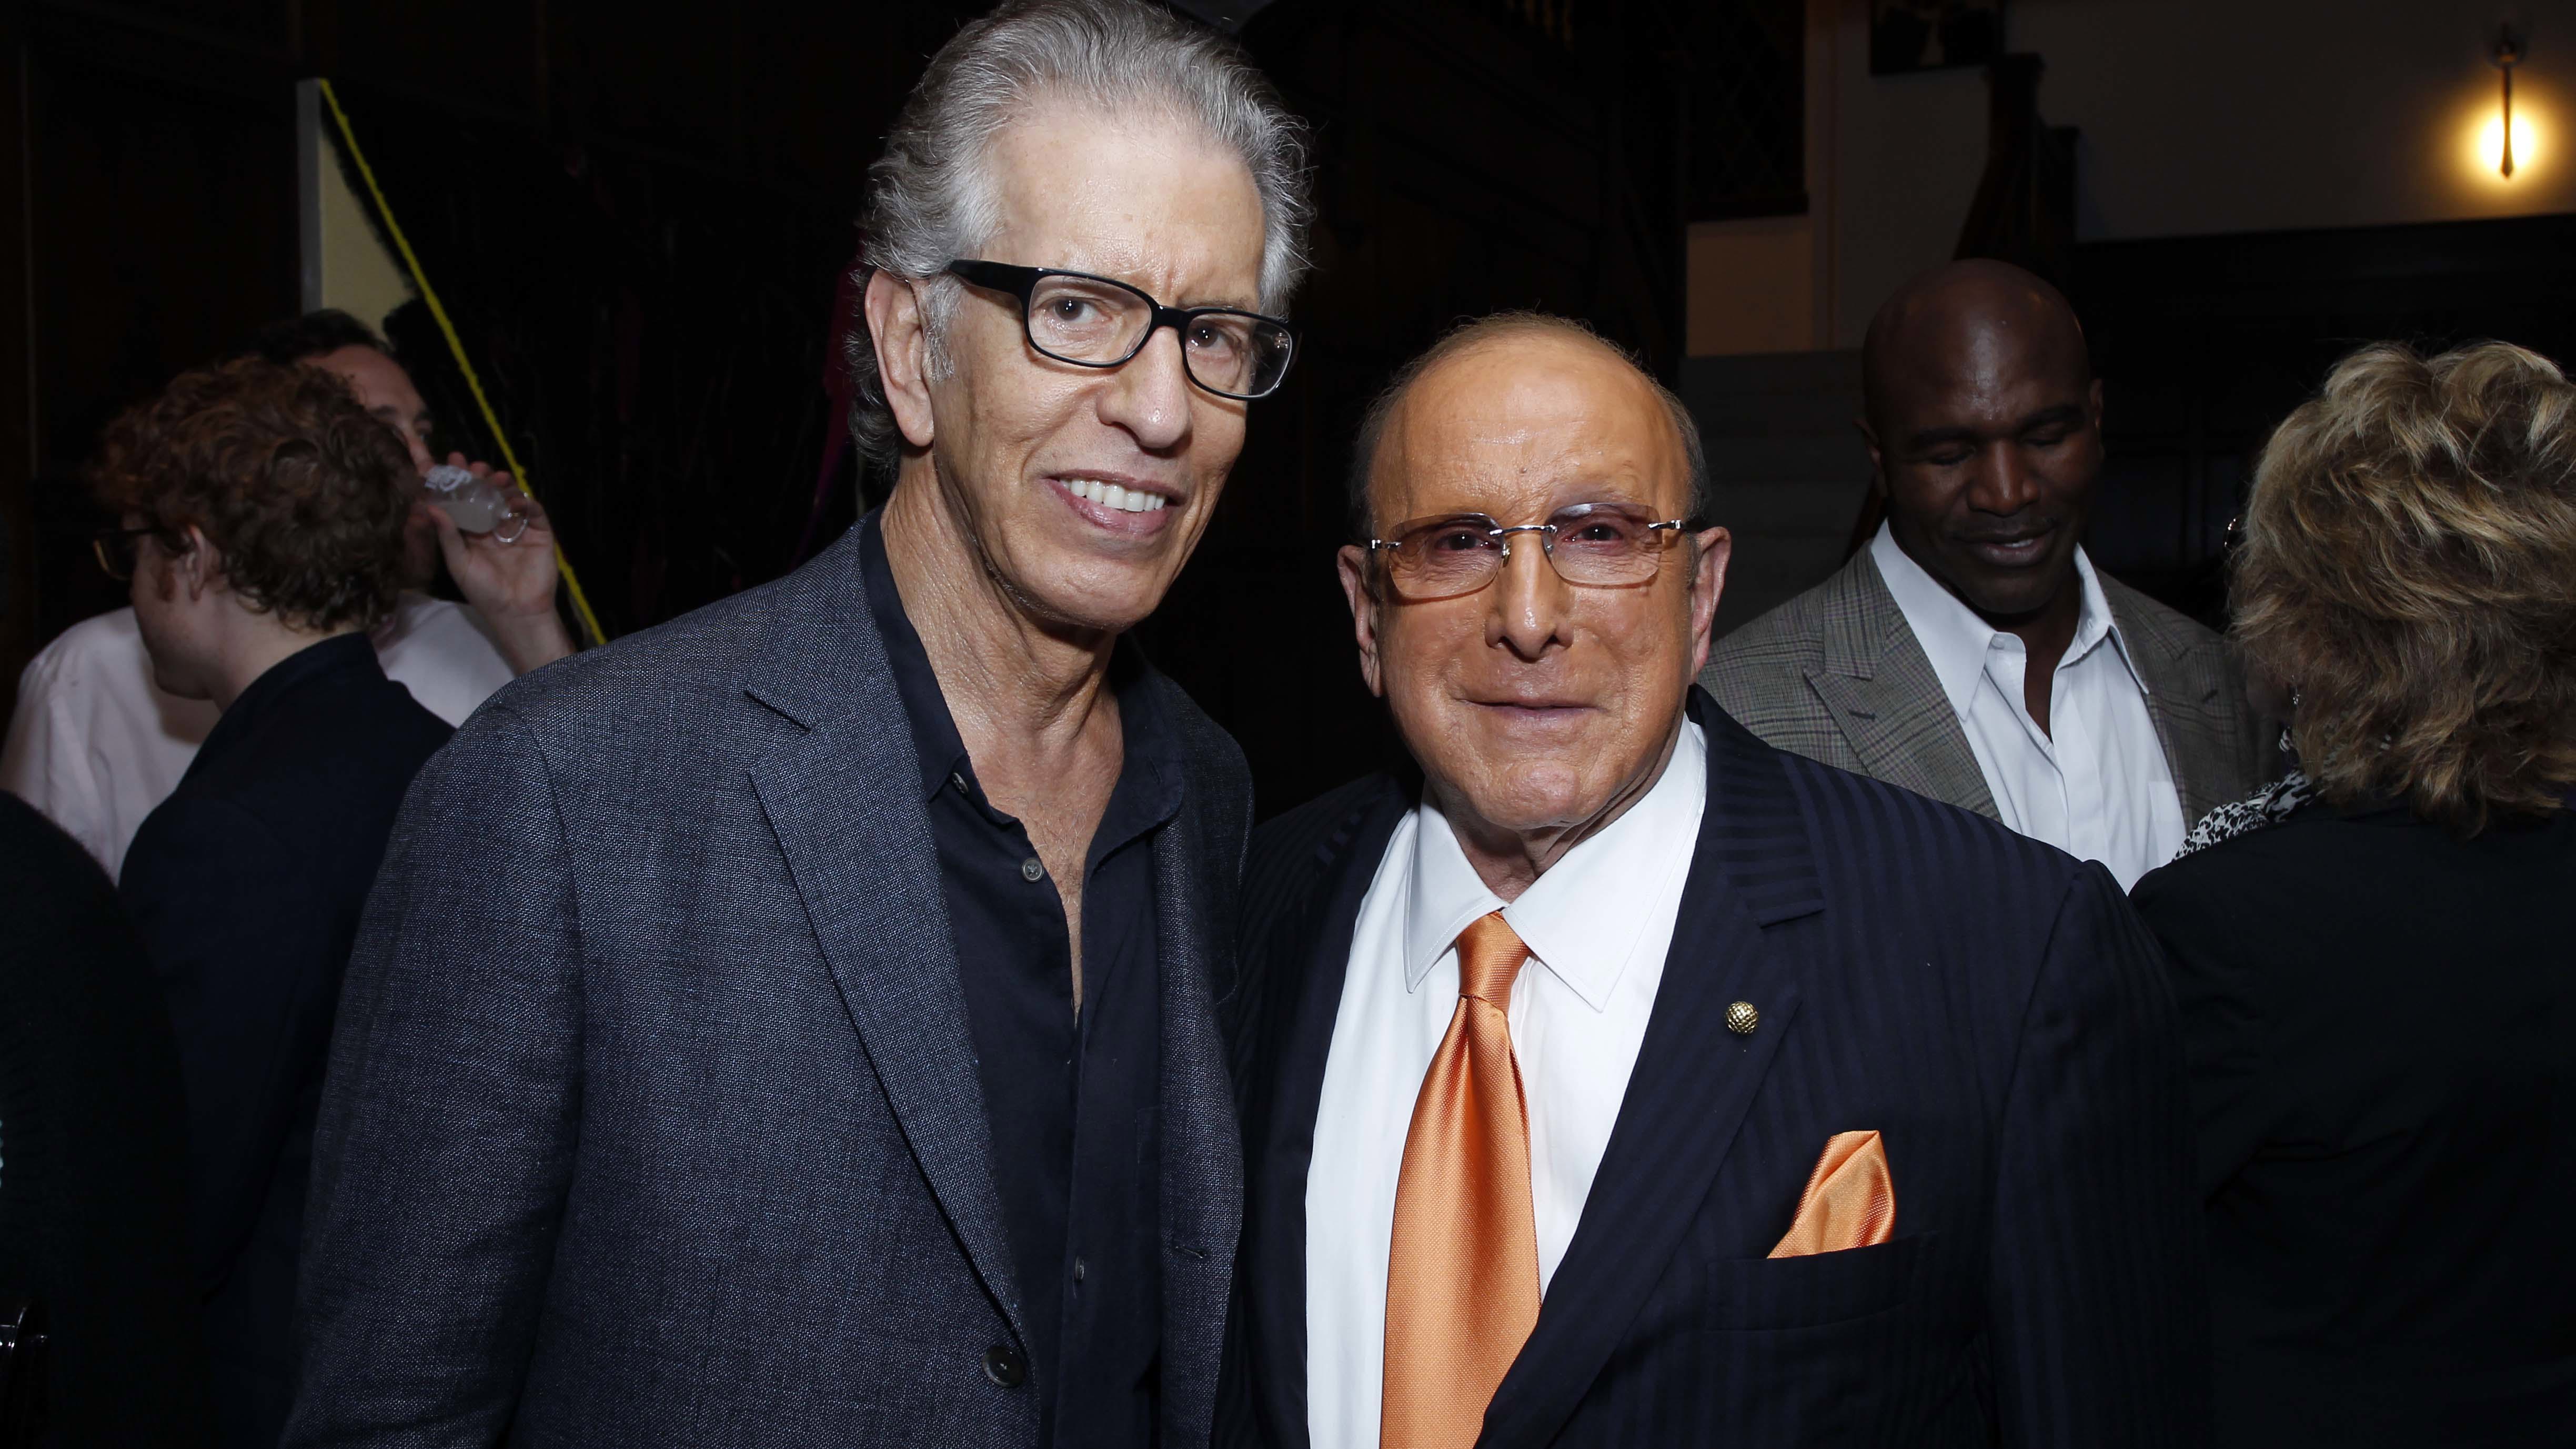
1382,911,1541,1449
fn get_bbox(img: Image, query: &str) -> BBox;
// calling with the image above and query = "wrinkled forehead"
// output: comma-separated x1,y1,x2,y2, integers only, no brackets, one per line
979,100,1267,310
1370,338,1689,527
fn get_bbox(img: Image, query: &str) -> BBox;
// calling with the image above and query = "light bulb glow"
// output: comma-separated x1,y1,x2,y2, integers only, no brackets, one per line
2477,112,2541,176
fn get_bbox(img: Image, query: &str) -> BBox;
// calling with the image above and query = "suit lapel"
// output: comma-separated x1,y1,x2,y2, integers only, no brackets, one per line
2100,576,2239,824
741,532,1027,1354
1478,696,1827,1449
1152,739,1245,1443
1808,553,1998,819
1247,782,1410,1449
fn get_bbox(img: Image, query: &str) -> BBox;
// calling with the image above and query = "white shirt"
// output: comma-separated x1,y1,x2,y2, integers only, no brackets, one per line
1869,523,2185,889
1304,720,1707,1449
0,594,514,879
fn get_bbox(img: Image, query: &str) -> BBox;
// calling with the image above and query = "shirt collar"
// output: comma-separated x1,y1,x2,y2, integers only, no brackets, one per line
1868,521,2148,711
1400,717,1707,1012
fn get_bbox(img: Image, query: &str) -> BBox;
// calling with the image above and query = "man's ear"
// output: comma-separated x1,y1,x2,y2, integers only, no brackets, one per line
1686,526,1731,677
1335,544,1385,699
1856,418,1888,499
176,525,220,602
864,269,938,450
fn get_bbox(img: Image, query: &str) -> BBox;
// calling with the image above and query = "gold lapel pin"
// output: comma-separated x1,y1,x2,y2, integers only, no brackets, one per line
1725,1000,1759,1036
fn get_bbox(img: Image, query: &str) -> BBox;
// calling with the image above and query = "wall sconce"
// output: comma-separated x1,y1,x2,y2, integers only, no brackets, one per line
2492,27,2527,178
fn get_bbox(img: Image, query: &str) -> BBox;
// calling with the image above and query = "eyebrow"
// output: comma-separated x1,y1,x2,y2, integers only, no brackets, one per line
1902,402,2089,452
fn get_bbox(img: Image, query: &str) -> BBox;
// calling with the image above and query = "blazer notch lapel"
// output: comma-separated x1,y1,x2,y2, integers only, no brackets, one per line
1479,707,1820,1449
743,546,1029,1356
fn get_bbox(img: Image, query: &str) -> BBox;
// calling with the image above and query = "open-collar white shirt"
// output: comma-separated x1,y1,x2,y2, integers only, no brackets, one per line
1869,522,2184,888
1303,719,1708,1449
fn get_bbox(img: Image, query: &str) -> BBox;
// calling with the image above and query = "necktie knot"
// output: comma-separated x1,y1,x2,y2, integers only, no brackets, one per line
1455,911,1528,1005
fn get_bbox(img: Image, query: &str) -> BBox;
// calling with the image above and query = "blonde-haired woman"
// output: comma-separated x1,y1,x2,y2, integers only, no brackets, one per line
2132,340,2576,1447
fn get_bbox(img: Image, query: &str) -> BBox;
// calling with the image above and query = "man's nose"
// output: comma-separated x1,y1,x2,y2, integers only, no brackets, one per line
1965,439,2041,515
1486,534,1574,661
1098,325,1195,453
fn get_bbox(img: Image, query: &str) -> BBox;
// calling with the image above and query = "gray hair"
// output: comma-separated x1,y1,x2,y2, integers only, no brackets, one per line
1346,312,1712,541
848,0,1313,470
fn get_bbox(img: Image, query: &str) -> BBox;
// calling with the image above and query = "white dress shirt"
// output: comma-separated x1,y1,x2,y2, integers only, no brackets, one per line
1869,523,2185,888
1304,720,1707,1449
0,594,514,879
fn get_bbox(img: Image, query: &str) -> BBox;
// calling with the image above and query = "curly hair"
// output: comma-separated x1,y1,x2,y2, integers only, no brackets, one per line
2233,340,2576,833
87,357,419,632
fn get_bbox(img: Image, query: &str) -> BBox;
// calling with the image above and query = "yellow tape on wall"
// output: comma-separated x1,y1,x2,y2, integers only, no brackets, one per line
314,78,609,650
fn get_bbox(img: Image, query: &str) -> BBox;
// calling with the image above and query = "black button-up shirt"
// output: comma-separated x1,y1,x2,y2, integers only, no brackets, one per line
862,512,1174,1446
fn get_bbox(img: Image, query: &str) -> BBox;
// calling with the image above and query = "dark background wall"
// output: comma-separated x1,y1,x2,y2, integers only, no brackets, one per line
4,0,2567,820
0,0,1764,818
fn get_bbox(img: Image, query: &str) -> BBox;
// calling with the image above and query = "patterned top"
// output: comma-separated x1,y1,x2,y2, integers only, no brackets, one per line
2177,770,2317,857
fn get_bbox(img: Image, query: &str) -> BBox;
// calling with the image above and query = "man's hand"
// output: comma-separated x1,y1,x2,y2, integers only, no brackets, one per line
426,452,578,675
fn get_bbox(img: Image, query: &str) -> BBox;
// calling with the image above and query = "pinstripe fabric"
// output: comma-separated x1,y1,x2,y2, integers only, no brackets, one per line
288,527,1249,1449
1224,693,2208,1448
1700,548,2272,828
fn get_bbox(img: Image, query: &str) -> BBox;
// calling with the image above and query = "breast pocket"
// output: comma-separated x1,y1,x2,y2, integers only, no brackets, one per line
1689,1232,1929,1331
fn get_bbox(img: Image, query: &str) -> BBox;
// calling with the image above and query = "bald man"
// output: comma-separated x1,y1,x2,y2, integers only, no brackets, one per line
1227,313,2207,1448
1702,260,2267,888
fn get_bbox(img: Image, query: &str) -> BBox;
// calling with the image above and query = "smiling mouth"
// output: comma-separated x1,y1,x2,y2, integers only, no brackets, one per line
1060,476,1170,515
1959,527,2055,564
1050,474,1182,539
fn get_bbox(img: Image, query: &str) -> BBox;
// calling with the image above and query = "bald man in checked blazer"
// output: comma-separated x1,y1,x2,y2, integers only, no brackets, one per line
1703,263,2268,889
1220,314,2208,1448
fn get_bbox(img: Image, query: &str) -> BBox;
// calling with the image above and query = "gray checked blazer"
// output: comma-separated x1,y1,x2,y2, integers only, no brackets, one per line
1699,548,2270,831
286,526,1251,1448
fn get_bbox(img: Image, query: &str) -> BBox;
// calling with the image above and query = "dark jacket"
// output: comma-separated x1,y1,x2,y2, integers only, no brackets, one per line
118,633,451,1449
1224,693,2210,1447
2132,800,2576,1447
287,526,1252,1448
0,791,212,1446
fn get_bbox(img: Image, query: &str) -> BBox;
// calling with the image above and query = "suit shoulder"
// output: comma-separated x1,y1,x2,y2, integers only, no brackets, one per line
1706,580,1836,672
1248,776,1400,906
1772,741,2086,889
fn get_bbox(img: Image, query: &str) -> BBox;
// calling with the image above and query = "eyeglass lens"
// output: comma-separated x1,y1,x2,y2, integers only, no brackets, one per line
1023,274,1294,398
93,530,139,581
1383,506,1673,598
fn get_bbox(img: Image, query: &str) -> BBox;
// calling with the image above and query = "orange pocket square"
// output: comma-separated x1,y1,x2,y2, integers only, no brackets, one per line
1769,1130,1896,1258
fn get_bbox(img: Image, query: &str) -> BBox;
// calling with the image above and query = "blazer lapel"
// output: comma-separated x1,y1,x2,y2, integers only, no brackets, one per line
1807,552,1998,819
1152,733,1246,1444
1245,782,1410,1449
2099,576,2245,824
741,532,1027,1355
1478,695,1827,1449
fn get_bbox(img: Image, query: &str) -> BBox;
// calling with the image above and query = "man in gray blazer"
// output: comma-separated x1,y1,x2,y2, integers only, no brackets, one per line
286,4,1310,1445
1703,261,2267,888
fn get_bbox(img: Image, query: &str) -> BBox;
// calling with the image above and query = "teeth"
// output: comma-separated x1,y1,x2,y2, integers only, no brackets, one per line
1065,478,1169,514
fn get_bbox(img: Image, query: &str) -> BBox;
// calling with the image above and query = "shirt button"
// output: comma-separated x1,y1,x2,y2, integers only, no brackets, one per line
982,1344,1025,1388
1072,1256,1086,1284
1020,856,1044,882
950,771,969,794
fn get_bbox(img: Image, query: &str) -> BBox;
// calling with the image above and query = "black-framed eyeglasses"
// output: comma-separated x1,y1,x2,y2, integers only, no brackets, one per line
1365,502,1690,601
944,260,1297,400
92,524,177,582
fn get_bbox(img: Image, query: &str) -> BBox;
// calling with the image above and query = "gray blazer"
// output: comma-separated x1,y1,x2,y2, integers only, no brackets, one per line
1700,548,2270,831
288,528,1250,1448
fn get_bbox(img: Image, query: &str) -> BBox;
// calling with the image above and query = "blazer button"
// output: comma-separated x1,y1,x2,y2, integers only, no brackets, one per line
982,1345,1026,1388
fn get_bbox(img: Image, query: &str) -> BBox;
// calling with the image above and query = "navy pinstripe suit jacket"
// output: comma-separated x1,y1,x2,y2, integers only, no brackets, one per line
1224,692,2209,1447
